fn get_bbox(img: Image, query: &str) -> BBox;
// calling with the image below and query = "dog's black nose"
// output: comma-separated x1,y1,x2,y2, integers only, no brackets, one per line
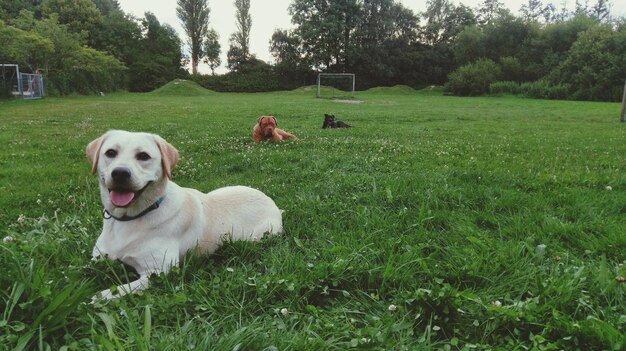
111,167,131,183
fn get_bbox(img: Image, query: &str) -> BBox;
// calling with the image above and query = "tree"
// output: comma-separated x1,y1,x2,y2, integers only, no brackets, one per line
590,0,611,22
270,29,302,67
93,0,120,16
88,7,141,63
483,14,535,61
358,0,420,45
41,0,102,35
547,23,626,101
520,0,547,23
129,12,184,91
421,0,475,46
203,28,220,75
476,0,508,26
353,0,424,87
453,14,538,78
227,0,252,70
453,25,486,65
176,0,210,74
289,0,361,70
0,0,41,22
0,19,53,72
525,13,598,77
30,14,126,94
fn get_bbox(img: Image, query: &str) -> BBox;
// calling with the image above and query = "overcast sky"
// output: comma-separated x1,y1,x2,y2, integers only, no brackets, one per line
117,0,626,74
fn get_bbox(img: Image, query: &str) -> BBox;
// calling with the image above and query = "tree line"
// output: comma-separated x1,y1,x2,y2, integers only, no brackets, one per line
264,0,626,101
2,0,625,101
0,0,185,95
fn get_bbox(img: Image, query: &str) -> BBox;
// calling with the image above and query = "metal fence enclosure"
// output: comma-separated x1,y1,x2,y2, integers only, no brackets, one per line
1,64,45,99
20,73,44,99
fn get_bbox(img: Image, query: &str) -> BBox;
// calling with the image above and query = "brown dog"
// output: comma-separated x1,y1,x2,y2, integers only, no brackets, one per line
253,116,297,143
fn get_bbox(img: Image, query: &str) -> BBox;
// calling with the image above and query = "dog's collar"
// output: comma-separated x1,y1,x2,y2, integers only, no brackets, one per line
103,196,165,222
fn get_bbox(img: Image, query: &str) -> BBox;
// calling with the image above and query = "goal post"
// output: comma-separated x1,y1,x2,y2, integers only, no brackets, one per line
619,79,626,122
316,73,355,99
1,64,22,98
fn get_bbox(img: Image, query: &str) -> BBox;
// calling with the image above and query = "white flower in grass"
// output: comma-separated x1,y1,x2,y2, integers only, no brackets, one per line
17,214,25,226
280,308,289,316
388,304,397,311
226,267,234,273
605,186,613,191
3,236,14,243
491,300,502,307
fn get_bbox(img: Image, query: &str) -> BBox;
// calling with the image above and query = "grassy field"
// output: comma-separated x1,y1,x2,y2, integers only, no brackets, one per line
0,82,625,350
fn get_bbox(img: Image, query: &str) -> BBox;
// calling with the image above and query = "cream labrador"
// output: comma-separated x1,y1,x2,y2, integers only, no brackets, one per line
86,130,283,300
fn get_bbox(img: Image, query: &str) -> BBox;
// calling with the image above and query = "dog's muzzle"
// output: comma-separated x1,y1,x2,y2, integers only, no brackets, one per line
111,166,131,185
108,166,145,208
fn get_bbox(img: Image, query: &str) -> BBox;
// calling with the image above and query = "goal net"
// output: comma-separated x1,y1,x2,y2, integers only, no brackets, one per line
316,73,355,99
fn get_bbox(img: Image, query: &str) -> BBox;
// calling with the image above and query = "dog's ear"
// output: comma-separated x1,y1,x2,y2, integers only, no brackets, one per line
153,135,180,179
257,116,264,125
86,131,111,175
271,116,277,126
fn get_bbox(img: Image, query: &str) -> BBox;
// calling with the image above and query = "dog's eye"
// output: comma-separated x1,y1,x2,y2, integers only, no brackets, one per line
136,152,151,161
104,149,117,158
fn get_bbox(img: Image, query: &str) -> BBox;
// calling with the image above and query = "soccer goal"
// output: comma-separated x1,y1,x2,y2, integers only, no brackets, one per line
1,64,44,99
316,73,355,99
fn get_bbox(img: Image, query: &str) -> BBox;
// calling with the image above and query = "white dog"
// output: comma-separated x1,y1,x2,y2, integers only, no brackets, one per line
86,130,283,300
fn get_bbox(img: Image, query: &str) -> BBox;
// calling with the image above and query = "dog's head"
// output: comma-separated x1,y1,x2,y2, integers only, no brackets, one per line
86,130,179,212
323,114,335,128
257,116,277,137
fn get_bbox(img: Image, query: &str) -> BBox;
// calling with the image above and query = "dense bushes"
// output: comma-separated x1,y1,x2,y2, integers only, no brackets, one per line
546,25,626,102
0,18,126,96
489,80,571,99
520,81,571,100
447,15,626,102
192,60,284,93
488,81,521,95
47,48,126,95
445,59,501,96
0,3,183,96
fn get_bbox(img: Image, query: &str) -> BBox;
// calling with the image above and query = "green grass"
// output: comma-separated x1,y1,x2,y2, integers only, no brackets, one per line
1,86,625,350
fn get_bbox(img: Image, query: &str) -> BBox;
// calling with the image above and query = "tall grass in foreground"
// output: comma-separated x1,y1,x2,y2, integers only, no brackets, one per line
0,87,625,350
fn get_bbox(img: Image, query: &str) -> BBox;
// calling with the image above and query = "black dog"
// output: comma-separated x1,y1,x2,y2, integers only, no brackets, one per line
322,114,351,129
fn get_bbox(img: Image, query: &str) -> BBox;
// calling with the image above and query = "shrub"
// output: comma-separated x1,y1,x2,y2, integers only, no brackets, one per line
56,47,126,95
446,59,502,96
499,56,524,82
192,60,282,92
546,25,626,102
520,80,571,100
489,81,521,95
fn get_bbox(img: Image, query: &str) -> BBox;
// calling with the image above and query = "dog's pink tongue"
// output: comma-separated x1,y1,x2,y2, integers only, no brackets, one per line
110,191,135,207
